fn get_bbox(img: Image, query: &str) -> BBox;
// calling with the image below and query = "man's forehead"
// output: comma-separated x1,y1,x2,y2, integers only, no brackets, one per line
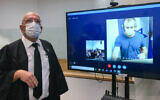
124,20,135,26
22,12,40,24
23,12,40,20
24,14,40,19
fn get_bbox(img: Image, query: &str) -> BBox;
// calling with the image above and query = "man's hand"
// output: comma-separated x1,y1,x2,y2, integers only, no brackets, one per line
138,53,146,59
13,70,38,88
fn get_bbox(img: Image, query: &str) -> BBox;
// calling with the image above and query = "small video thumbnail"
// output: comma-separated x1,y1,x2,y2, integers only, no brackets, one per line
86,40,105,61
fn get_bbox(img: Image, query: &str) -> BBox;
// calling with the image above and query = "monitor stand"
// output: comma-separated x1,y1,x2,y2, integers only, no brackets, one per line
112,74,117,96
125,75,129,99
101,74,130,100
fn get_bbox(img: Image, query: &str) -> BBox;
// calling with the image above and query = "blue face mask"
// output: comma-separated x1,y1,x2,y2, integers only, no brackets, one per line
25,21,41,38
125,30,135,36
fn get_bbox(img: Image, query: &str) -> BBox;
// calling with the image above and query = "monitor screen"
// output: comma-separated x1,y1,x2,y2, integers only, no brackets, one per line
66,2,160,79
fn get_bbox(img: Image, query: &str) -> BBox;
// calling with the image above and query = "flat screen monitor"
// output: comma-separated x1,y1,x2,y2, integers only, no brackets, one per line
66,2,160,79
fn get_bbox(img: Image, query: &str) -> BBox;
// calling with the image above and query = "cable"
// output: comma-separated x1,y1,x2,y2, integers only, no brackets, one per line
116,81,119,96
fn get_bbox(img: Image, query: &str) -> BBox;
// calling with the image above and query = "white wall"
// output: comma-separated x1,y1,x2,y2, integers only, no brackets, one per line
37,0,95,59
62,77,160,100
0,0,38,48
1,0,160,100
0,0,38,29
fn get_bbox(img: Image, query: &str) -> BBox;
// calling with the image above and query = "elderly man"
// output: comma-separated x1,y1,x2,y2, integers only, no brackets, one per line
0,12,68,100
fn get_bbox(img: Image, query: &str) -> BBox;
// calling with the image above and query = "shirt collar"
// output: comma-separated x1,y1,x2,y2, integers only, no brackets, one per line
22,36,42,48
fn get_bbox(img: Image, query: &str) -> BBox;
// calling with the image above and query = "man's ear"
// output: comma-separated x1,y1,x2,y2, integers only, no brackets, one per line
40,26,43,33
20,25,25,33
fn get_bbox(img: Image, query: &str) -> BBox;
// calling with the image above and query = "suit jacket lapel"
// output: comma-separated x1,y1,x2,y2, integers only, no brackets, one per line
40,40,54,74
18,39,28,71
10,39,29,100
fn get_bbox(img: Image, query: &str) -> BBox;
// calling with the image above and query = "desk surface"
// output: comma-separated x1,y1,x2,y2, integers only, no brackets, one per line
59,59,134,83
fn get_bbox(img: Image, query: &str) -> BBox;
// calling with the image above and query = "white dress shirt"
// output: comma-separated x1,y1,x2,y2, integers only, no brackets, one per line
22,36,50,100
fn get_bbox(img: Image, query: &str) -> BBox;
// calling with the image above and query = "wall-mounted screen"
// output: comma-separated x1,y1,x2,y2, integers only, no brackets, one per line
66,2,160,79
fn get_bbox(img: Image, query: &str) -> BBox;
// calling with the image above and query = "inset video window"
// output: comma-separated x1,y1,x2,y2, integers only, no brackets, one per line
107,17,153,64
86,40,105,61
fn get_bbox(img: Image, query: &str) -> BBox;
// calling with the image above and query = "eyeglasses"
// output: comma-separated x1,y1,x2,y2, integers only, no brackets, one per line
25,18,41,24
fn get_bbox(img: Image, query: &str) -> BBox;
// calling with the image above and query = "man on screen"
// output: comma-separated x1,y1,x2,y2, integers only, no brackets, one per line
112,18,147,61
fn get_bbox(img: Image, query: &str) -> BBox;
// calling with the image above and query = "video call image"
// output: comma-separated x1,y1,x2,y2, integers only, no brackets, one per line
86,40,105,61
106,17,153,64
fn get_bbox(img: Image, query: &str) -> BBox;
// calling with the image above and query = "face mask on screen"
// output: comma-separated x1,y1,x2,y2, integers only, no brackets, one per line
125,30,135,36
25,21,41,38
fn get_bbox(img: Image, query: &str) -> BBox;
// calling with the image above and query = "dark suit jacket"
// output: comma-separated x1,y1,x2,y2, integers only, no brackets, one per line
0,39,68,100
